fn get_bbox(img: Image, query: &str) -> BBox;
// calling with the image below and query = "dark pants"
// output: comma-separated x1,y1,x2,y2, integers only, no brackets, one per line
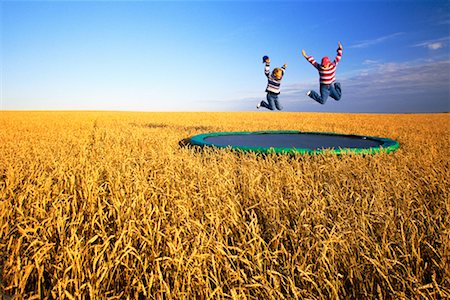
308,82,342,104
261,92,283,110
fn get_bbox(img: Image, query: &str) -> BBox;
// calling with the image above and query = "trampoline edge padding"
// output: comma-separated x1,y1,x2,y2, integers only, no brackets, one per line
188,130,399,155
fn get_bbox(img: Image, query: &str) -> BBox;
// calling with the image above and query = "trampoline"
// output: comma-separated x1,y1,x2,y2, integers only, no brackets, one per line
188,130,399,155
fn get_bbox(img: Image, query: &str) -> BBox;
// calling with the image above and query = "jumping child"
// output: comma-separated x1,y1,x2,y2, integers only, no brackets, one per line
302,42,343,104
257,56,287,110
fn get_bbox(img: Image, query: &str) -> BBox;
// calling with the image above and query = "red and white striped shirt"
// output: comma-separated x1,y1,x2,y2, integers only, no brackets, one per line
306,47,342,85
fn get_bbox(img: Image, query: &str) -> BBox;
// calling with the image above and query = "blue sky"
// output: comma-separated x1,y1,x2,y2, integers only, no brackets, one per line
1,0,449,113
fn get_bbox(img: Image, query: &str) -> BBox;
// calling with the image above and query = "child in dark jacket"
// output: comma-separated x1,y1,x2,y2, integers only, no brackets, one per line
257,56,287,111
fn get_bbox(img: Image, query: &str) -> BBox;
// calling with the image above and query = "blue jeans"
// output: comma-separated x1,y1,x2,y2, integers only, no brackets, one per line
308,82,342,104
261,92,283,110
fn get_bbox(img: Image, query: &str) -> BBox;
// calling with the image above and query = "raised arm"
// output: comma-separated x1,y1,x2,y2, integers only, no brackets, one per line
264,57,271,78
334,42,343,65
279,63,287,78
302,49,319,68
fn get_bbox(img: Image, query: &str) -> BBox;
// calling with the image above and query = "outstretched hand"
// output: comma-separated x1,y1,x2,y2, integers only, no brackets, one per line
282,63,288,69
301,49,307,58
338,41,343,49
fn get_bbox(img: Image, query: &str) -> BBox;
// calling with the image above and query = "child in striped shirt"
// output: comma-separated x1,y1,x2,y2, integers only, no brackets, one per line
302,42,343,104
257,56,287,111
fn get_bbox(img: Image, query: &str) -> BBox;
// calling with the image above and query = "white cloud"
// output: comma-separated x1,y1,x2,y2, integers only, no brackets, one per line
413,37,449,50
349,32,404,49
362,59,380,65
428,42,444,50
347,60,450,89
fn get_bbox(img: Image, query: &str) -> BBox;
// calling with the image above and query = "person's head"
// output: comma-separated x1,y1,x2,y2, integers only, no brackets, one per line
272,68,282,79
321,56,331,68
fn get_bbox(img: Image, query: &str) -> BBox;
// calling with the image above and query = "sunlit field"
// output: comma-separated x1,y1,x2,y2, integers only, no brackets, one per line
0,111,448,299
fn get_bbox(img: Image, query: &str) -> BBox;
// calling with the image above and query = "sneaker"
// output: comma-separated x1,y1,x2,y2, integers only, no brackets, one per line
306,91,312,97
256,101,261,109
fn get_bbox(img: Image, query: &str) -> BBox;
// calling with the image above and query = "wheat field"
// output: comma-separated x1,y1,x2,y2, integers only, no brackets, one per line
0,111,448,299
